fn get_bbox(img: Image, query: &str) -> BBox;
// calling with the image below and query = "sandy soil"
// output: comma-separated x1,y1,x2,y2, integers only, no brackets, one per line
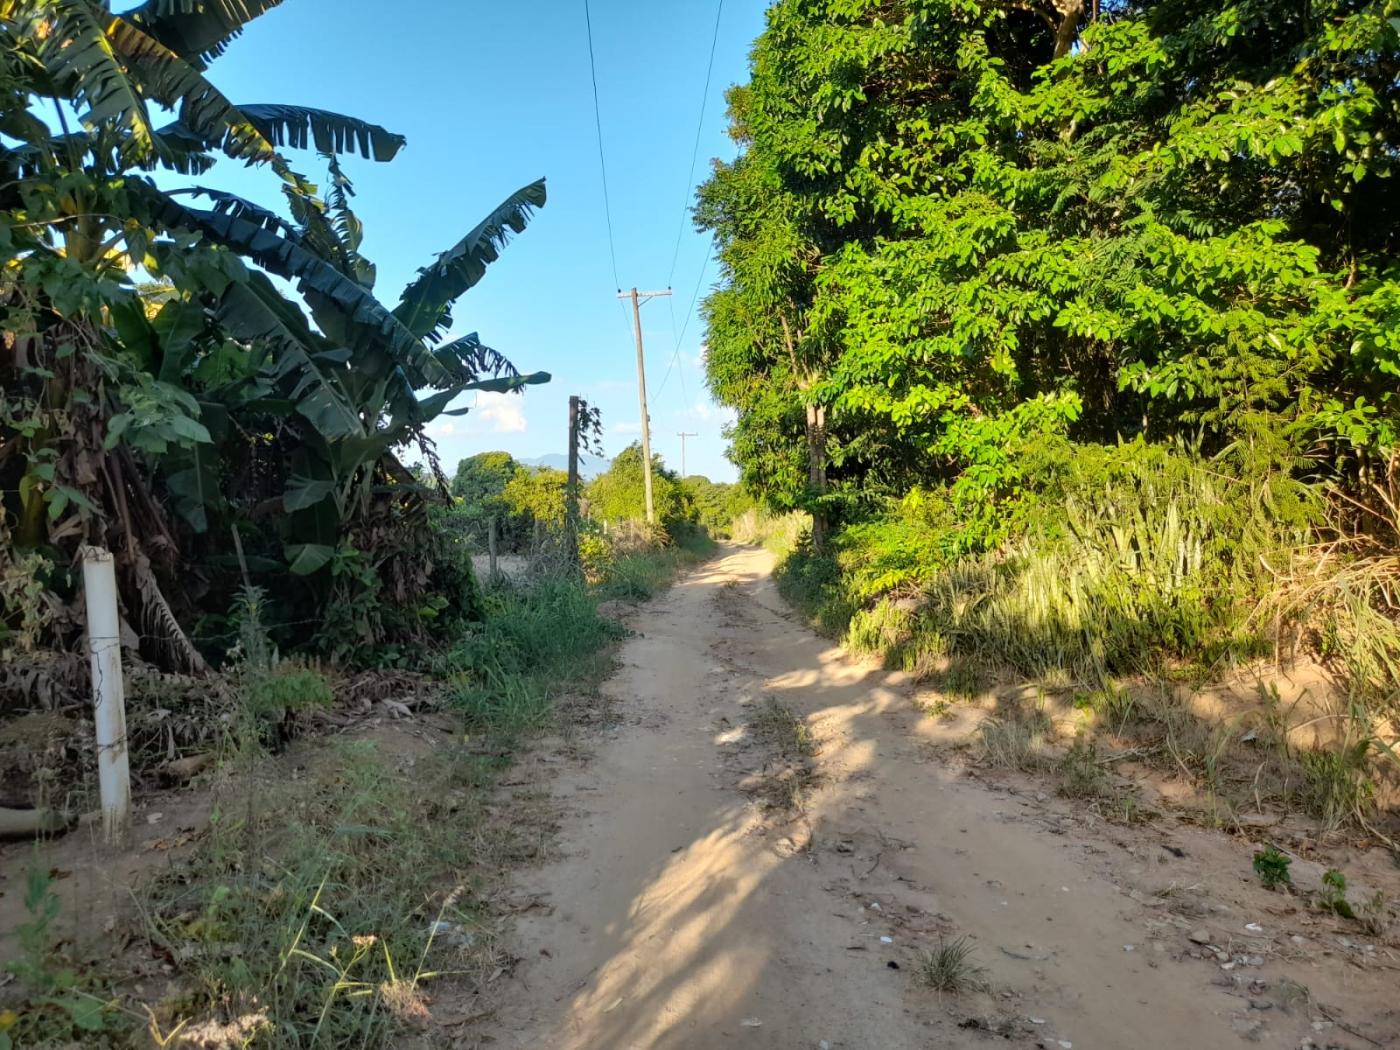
467,544,1399,1050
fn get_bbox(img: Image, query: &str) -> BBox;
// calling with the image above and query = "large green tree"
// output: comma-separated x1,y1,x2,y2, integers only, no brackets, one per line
701,0,1399,544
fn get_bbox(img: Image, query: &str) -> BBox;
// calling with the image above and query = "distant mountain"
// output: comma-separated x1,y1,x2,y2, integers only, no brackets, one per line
519,453,611,480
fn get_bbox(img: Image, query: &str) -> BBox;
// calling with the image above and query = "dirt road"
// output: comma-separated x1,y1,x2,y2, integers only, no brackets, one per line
476,545,1396,1049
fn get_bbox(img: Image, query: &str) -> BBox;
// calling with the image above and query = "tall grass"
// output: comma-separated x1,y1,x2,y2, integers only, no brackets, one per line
441,574,625,731
773,444,1400,830
442,535,714,731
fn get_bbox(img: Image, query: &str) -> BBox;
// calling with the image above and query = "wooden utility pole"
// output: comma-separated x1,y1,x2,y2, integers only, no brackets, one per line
618,287,672,524
566,395,581,566
677,431,697,478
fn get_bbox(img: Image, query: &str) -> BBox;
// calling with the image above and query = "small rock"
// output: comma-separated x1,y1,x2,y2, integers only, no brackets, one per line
1123,945,1135,952
740,1017,762,1028
1189,929,1212,945
1249,999,1273,1011
1244,923,1263,933
879,935,893,944
1290,935,1306,947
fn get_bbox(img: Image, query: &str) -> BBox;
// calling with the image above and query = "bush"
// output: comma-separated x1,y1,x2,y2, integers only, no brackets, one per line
780,444,1319,684
586,443,695,534
442,576,624,732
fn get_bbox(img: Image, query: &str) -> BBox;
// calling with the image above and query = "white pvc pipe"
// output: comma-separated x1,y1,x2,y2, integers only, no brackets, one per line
80,547,130,844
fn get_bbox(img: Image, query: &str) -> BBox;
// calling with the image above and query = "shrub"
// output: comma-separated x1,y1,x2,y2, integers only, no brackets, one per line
1252,846,1293,890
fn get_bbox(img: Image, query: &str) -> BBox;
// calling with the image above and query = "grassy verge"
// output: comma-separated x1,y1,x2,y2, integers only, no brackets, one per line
769,448,1399,837
2,541,713,1049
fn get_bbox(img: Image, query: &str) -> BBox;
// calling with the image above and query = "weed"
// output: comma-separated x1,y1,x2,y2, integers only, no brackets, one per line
918,936,986,994
1252,846,1293,890
975,708,1052,771
730,509,809,554
145,741,490,1048
1300,737,1377,831
847,601,915,664
748,699,819,811
3,867,120,1044
1057,737,1112,799
1116,795,1147,824
241,661,335,744
938,662,989,700
751,698,815,759
1356,892,1392,939
1317,869,1356,919
443,575,624,733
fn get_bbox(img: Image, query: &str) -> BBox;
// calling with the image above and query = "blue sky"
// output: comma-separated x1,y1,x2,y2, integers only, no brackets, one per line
198,0,767,482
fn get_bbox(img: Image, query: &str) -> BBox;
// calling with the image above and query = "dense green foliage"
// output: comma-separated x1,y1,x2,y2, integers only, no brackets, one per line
702,0,1400,709
703,0,1399,529
448,451,567,551
585,443,695,531
682,474,756,536
0,1,548,670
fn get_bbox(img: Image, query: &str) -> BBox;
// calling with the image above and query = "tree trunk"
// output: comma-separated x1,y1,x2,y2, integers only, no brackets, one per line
805,402,829,552
1053,0,1084,58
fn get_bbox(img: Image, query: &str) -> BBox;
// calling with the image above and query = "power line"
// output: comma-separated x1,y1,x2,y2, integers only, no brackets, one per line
666,0,725,289
583,0,621,291
656,245,711,400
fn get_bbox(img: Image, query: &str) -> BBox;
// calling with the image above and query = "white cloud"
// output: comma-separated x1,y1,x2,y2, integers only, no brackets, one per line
612,420,643,435
475,392,527,434
428,420,458,438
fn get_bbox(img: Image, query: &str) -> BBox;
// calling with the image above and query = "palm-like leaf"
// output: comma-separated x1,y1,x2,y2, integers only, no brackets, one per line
122,0,286,68
168,185,305,242
105,14,277,162
240,104,404,162
135,183,451,386
393,178,547,341
216,272,364,440
40,0,160,154
424,333,520,388
324,154,376,287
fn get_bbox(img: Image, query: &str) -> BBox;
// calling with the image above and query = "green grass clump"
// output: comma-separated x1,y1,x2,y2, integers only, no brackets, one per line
242,663,334,718
918,936,986,994
443,575,625,732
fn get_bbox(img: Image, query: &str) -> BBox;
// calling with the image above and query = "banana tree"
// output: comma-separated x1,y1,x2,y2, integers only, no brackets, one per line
135,159,550,576
0,0,546,665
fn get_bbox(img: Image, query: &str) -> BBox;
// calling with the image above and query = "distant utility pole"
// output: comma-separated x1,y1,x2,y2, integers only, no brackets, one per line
677,432,697,478
618,286,672,524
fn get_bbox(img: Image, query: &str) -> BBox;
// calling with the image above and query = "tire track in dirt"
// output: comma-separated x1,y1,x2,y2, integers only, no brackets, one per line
467,544,1396,1049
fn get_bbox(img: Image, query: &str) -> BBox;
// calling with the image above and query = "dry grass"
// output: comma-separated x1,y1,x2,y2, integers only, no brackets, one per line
975,707,1053,771
749,698,820,811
